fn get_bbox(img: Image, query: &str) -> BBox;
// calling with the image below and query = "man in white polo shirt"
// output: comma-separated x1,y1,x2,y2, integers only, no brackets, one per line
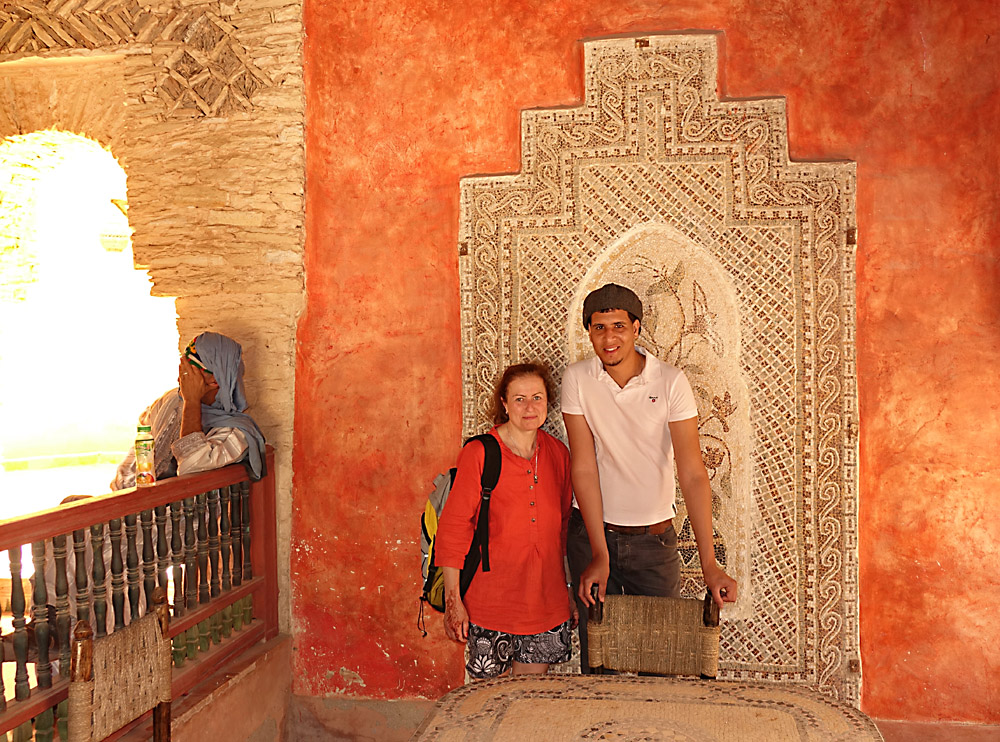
562,283,737,670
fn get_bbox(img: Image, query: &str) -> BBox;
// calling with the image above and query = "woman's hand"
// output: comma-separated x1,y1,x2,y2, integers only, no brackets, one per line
568,585,579,630
444,594,469,643
178,358,210,403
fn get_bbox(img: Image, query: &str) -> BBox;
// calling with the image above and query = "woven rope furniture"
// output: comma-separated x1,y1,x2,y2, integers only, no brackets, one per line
69,587,172,741
587,591,720,677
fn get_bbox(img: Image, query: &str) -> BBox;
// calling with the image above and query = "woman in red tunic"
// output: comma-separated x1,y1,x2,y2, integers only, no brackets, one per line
435,363,577,678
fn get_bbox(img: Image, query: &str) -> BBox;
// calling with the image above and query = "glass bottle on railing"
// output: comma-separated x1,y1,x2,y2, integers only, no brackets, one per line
135,424,156,486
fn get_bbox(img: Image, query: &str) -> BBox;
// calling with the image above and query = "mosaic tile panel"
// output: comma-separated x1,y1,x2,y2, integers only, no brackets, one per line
458,34,858,702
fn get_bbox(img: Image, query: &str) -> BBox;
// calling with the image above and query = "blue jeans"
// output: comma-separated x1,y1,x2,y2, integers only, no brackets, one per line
566,507,680,673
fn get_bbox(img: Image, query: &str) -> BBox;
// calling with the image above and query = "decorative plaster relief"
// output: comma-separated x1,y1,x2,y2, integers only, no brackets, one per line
458,34,858,701
0,1,270,117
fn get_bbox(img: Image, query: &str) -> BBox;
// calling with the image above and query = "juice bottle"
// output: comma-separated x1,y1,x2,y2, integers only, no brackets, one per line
135,425,156,486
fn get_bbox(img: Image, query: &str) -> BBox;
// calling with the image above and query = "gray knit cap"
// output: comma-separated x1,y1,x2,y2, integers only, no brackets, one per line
582,283,643,328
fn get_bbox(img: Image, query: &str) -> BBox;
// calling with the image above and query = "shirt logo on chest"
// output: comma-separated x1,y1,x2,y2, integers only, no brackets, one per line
649,395,659,403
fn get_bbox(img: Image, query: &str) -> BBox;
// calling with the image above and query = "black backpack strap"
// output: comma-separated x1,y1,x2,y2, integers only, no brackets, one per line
457,434,501,594
469,434,500,572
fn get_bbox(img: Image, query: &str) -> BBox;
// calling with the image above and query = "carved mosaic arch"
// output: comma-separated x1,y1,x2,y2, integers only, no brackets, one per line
458,34,859,702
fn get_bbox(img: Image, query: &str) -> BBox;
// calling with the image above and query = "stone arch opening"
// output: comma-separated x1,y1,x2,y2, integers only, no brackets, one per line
0,129,179,514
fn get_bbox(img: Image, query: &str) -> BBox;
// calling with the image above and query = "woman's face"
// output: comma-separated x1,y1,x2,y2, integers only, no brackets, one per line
502,374,548,433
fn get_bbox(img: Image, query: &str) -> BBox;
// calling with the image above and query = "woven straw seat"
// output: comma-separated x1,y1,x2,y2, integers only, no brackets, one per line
587,591,720,677
69,587,172,741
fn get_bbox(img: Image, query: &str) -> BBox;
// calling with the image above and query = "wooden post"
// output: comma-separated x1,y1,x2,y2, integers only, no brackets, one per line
249,450,279,638
198,618,210,652
90,523,107,638
125,513,140,619
170,501,184,617
155,505,169,589
109,518,125,630
70,619,94,682
240,481,252,581
10,547,30,700
34,707,54,742
207,489,221,599
183,497,197,612
185,626,198,661
196,493,209,604
31,541,52,688
53,534,72,674
73,528,90,627
220,485,232,592
151,585,172,741
141,508,157,610
230,489,242,587
56,698,68,741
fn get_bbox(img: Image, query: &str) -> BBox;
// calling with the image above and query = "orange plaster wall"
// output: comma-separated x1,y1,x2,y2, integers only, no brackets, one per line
296,0,1000,722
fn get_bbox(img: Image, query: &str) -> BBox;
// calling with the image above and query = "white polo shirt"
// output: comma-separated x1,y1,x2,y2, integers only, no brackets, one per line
561,347,699,526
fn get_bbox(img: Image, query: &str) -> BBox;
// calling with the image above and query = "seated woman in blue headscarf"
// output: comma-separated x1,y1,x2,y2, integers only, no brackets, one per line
111,331,266,490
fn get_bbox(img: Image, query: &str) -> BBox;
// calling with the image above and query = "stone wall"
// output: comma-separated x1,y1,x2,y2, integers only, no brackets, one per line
0,0,304,631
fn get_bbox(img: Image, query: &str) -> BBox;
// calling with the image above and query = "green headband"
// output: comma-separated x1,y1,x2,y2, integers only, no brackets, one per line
183,338,212,374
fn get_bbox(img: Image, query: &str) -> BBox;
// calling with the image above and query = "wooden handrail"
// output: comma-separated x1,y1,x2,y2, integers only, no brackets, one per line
0,445,279,736
0,446,275,552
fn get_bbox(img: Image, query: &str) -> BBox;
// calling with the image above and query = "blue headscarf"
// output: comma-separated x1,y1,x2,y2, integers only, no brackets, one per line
185,332,266,480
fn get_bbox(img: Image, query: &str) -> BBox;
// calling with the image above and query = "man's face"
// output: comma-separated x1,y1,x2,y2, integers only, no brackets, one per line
588,309,640,368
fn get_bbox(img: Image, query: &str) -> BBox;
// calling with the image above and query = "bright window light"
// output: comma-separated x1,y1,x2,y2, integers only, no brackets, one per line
0,129,179,533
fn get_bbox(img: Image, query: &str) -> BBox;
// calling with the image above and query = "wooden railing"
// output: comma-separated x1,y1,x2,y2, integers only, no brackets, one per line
0,446,277,740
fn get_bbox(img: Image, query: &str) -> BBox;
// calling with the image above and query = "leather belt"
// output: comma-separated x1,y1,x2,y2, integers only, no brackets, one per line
604,518,672,536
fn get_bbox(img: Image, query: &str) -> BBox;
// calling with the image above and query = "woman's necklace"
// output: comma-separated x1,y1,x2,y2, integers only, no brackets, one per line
500,425,537,464
532,445,539,484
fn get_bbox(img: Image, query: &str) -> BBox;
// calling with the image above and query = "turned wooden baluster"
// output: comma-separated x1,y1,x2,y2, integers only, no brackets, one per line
220,485,232,591
155,504,169,589
57,698,69,741
31,541,52,687
53,534,72,674
109,518,125,630
196,492,209,604
210,609,223,645
34,707,55,742
241,480,252,580
73,528,89,627
9,547,30,700
125,513,140,618
185,623,198,660
170,501,184,616
220,485,234,636
141,508,156,609
90,523,107,638
243,594,254,626
183,497,197,612
231,484,243,586
198,618,211,652
170,500,186,666
207,488,221,598
232,594,244,632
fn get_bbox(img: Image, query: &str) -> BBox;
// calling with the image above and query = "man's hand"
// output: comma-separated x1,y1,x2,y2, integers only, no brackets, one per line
577,554,609,607
703,563,738,609
568,585,580,629
178,358,210,403
443,595,469,643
